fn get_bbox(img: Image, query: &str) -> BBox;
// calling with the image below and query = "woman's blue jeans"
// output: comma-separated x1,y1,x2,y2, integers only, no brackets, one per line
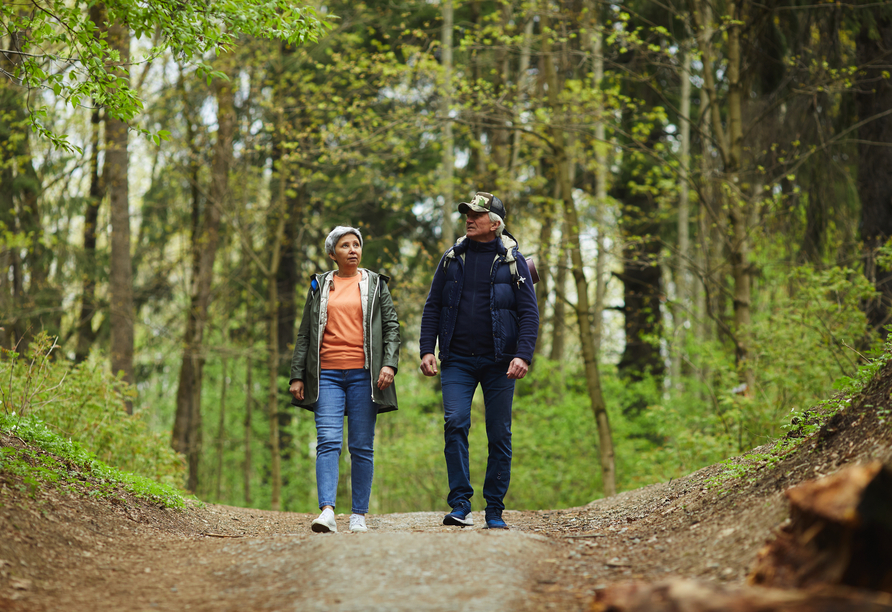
440,353,515,513
314,368,378,514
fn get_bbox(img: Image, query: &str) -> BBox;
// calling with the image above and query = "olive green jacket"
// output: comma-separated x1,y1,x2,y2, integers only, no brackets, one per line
289,269,400,412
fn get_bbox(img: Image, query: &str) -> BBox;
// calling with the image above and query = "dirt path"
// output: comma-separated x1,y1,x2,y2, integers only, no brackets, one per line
1,501,575,612
0,473,786,612
3,373,892,611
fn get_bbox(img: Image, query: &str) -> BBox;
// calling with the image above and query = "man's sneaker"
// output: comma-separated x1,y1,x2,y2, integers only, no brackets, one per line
349,514,368,533
311,509,337,533
485,512,508,529
443,506,474,527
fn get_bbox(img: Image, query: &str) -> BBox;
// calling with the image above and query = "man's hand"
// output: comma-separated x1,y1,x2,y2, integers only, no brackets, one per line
420,353,439,376
377,366,396,390
506,357,529,380
289,380,305,401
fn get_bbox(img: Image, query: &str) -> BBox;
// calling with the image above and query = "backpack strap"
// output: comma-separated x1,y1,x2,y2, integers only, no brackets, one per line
444,234,531,288
499,234,526,289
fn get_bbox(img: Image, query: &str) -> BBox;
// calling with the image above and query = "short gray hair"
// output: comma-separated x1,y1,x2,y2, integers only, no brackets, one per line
489,212,506,237
325,226,363,257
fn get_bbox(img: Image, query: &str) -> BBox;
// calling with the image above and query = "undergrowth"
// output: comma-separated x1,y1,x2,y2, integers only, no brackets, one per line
0,333,189,509
705,334,892,491
1,413,188,508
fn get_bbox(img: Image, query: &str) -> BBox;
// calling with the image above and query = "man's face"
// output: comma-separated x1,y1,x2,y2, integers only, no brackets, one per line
465,210,499,242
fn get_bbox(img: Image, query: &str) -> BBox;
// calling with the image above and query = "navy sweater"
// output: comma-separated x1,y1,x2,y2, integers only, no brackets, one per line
450,239,498,356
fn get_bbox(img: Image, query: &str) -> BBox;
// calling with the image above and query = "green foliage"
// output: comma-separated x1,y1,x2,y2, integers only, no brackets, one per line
3,0,331,151
748,263,879,431
0,412,187,508
703,449,790,493
1,333,185,490
704,334,892,490
181,274,882,514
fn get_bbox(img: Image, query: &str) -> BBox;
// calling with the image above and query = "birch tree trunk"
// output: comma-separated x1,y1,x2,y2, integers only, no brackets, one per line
672,46,692,393
542,8,616,497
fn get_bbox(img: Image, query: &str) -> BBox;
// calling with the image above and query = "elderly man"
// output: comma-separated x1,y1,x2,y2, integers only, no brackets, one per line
420,191,539,529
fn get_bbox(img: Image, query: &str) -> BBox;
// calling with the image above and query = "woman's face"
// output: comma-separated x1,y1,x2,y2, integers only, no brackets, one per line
330,233,362,270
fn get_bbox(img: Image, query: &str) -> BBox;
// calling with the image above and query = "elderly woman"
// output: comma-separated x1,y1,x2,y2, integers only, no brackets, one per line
289,226,400,533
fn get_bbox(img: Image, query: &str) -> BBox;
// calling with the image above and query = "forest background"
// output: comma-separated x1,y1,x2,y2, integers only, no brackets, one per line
2,0,891,516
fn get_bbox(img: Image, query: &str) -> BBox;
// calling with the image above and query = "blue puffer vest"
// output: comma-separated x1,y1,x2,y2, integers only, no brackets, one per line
425,232,531,363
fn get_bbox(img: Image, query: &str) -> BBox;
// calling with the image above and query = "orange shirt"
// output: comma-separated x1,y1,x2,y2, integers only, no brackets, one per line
319,274,365,370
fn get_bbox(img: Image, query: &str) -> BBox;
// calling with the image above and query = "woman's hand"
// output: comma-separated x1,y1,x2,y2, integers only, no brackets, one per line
289,380,305,401
377,366,395,390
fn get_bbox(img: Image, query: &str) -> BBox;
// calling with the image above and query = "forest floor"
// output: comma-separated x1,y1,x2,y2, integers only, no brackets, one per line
2,362,892,611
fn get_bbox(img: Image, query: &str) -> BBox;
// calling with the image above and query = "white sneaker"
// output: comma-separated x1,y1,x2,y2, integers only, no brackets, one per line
349,514,368,533
311,509,337,533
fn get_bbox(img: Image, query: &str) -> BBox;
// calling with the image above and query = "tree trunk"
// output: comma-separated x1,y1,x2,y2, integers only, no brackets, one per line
76,105,103,363
550,215,568,363
106,20,134,411
215,352,229,501
276,200,301,373
488,4,513,192
592,8,609,360
0,22,49,354
696,95,715,348
266,207,288,511
274,38,305,375
725,1,755,394
440,0,455,247
509,17,535,198
171,73,202,486
542,9,616,497
244,353,253,507
75,4,107,363
672,46,692,393
0,43,26,350
856,11,892,338
172,54,235,490
534,178,554,359
692,0,755,394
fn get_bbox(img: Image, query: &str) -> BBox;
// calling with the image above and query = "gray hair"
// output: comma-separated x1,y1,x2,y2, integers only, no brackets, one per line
324,226,363,257
489,212,506,237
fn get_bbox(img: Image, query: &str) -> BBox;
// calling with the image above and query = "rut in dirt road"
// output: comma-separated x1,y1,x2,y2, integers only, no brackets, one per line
218,531,552,612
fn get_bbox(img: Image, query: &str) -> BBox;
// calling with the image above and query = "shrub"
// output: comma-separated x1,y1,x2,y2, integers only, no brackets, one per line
1,333,185,489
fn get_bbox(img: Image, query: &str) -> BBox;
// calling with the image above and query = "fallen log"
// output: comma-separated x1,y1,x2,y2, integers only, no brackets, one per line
748,461,892,593
592,579,892,612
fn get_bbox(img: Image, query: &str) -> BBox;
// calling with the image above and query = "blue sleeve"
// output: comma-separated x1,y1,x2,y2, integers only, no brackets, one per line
419,253,449,358
514,255,540,363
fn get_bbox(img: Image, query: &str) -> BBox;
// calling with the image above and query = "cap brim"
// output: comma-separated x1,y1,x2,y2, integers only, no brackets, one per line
458,202,487,214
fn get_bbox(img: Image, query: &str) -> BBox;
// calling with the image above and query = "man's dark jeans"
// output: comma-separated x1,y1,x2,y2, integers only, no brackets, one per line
441,352,515,513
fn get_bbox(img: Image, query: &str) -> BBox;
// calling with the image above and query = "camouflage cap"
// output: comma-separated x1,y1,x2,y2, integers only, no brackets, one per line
457,192,506,220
